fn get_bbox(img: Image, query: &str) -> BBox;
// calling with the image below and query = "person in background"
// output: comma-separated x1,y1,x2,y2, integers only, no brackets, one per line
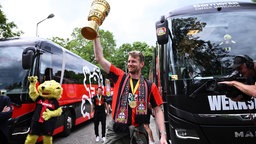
91,87,109,142
144,103,156,144
219,55,256,100
0,94,13,144
93,36,167,144
105,79,112,113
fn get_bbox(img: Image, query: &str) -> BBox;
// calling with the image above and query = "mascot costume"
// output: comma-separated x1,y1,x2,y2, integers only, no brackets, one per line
25,76,63,144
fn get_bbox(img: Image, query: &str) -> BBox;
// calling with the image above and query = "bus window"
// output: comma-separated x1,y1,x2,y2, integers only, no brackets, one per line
40,42,63,83
39,51,52,83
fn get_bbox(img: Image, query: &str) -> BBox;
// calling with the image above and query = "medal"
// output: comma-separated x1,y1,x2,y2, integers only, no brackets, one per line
97,94,102,106
129,101,137,108
129,78,140,108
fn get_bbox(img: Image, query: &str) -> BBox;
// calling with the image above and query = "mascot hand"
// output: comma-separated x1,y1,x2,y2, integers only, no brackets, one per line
28,76,39,101
28,76,38,84
43,108,62,121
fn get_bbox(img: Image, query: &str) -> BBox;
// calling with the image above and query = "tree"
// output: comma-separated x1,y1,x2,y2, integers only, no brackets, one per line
51,29,153,78
51,28,116,68
0,5,23,38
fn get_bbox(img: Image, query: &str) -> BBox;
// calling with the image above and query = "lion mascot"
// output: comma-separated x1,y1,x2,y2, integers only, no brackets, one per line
25,76,63,144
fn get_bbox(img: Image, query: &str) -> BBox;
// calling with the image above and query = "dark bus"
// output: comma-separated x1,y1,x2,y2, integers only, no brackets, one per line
154,1,256,144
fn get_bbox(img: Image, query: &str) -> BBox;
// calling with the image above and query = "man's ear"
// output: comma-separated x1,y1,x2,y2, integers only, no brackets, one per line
140,61,145,68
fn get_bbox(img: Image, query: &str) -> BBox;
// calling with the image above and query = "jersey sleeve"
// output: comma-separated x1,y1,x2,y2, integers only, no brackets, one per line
108,64,125,84
149,83,163,108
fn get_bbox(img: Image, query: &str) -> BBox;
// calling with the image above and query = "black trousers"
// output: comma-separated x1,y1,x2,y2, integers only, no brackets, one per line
94,111,107,137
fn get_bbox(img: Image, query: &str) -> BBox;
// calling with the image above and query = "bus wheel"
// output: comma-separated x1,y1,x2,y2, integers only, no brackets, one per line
61,110,73,137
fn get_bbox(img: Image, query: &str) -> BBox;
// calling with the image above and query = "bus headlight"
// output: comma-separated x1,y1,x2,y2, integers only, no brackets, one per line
175,128,200,140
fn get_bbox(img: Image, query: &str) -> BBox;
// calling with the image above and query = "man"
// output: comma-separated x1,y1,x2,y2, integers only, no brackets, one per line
0,95,12,144
91,87,109,142
105,79,112,113
93,36,167,144
144,103,155,144
219,55,256,99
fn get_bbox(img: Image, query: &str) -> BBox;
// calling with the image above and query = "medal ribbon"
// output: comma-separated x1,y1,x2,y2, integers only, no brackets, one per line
97,94,102,105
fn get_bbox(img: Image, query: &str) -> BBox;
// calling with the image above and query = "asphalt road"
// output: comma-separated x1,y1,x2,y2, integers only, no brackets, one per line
53,115,160,144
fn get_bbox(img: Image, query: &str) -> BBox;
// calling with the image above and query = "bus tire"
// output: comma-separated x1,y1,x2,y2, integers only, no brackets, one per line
61,110,73,137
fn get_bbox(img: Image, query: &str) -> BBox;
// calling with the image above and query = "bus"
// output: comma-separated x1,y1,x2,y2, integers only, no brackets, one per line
0,37,105,143
154,1,256,144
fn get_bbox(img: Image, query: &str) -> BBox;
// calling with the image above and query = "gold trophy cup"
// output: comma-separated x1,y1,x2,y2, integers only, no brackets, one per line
81,0,110,40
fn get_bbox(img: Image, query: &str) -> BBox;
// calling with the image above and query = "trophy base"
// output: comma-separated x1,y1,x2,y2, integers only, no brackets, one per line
81,21,99,40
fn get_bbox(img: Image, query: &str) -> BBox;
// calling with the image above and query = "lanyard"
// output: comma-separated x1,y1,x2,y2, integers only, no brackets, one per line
130,78,140,94
97,95,102,102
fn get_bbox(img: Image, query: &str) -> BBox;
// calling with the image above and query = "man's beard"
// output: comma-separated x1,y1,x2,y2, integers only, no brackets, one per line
128,68,139,75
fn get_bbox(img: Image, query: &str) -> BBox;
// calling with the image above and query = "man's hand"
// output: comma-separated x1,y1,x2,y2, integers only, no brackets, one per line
91,111,94,118
105,109,110,115
159,135,168,144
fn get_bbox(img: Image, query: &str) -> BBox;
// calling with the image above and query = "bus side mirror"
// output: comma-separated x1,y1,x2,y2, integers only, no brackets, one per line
155,15,169,45
9,94,22,107
22,47,36,69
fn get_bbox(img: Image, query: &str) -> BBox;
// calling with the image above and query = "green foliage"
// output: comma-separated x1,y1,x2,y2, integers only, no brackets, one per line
51,28,153,79
51,37,70,48
51,28,116,68
0,5,23,38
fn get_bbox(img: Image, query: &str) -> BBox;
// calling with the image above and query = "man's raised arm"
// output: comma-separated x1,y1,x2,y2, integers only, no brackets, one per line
93,37,111,73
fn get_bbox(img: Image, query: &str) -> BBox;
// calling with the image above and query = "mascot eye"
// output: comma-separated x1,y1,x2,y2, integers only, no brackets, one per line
56,87,61,89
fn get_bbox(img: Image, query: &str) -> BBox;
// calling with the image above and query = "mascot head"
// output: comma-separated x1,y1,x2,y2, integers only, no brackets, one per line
38,80,63,100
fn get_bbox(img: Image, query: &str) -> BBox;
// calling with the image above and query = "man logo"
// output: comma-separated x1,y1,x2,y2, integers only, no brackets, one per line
235,131,255,138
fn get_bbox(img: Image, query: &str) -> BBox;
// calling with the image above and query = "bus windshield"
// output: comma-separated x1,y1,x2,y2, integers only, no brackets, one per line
168,10,256,79
0,46,27,94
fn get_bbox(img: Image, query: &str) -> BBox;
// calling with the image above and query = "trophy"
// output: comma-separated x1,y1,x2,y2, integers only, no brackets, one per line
81,0,110,40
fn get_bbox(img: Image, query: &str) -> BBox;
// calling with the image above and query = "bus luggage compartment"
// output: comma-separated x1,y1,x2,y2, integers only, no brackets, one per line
201,125,256,144
168,111,256,144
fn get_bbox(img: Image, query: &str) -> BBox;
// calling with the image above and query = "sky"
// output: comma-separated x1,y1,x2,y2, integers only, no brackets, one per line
0,0,252,47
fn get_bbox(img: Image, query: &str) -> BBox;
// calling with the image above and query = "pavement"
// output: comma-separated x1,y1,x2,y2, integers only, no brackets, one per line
53,114,160,144
148,116,160,144
106,115,160,143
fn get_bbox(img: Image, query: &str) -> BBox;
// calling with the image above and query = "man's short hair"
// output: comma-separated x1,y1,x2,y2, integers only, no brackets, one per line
232,56,246,69
232,55,254,69
128,50,145,62
96,87,103,90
